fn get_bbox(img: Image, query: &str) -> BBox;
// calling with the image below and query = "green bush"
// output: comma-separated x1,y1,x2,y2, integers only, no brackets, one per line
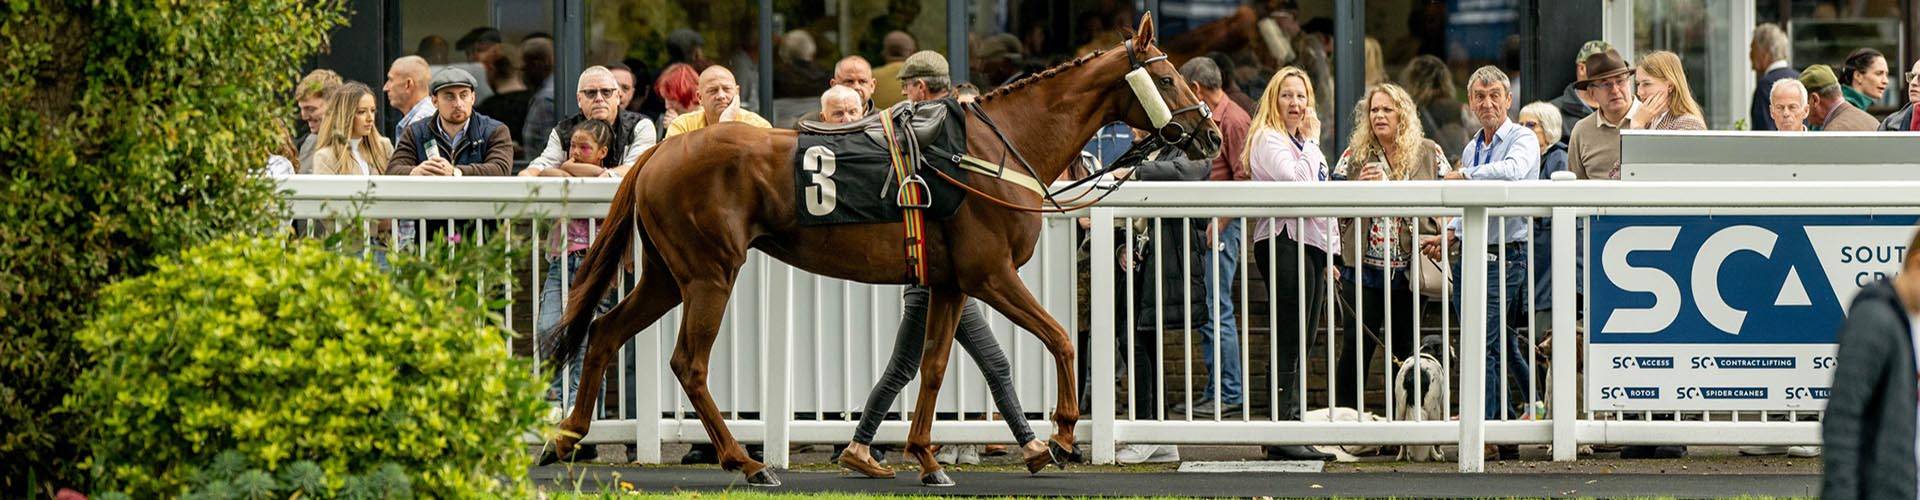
0,1,347,493
66,236,545,498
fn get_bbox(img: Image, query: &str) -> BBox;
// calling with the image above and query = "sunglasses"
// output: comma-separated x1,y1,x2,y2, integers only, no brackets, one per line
580,88,620,100
1520,120,1540,128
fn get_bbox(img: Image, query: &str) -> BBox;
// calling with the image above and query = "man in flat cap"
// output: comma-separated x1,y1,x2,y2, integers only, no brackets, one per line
1801,64,1880,132
387,67,515,176
898,50,952,104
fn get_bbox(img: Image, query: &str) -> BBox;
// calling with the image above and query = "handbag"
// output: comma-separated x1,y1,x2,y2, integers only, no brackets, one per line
1414,253,1452,298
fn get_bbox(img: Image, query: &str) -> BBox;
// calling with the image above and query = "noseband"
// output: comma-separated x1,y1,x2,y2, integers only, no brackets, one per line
1123,40,1211,146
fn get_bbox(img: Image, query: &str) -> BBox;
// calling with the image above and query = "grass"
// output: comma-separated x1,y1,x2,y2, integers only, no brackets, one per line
553,494,1811,500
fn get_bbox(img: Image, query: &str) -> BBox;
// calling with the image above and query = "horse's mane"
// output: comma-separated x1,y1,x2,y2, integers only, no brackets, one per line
976,48,1109,102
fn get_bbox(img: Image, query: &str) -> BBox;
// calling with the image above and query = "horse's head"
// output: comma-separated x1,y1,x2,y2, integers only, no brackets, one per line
1114,13,1223,160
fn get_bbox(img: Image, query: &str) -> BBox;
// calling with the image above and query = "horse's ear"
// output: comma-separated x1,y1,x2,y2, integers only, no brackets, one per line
1134,12,1156,46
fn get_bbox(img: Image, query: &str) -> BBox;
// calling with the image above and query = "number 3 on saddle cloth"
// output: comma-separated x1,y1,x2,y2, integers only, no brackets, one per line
792,99,970,225
792,99,973,284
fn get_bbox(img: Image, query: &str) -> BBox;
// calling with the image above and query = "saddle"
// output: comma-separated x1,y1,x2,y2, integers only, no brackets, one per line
797,100,952,149
791,99,973,285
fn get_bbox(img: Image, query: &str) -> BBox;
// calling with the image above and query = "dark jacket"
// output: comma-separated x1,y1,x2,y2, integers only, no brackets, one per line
1751,66,1800,131
1549,83,1593,143
387,112,515,176
1880,104,1915,131
1127,150,1214,330
1821,280,1918,500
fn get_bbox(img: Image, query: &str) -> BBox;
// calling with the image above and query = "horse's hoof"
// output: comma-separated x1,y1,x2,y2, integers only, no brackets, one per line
920,470,955,487
537,448,561,466
746,468,782,487
1047,439,1083,467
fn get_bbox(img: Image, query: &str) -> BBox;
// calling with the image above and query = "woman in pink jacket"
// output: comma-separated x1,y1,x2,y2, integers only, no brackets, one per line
1244,66,1340,462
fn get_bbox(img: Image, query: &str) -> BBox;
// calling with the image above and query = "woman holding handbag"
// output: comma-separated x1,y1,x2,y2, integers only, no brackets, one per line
1245,67,1341,461
1329,83,1452,414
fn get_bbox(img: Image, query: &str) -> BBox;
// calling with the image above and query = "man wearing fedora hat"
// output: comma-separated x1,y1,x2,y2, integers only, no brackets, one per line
1801,64,1880,132
1567,50,1637,180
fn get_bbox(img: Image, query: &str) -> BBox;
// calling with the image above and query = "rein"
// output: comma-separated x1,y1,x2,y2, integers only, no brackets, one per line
938,38,1206,215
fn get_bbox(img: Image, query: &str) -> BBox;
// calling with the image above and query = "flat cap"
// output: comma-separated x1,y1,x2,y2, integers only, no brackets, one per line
899,50,949,80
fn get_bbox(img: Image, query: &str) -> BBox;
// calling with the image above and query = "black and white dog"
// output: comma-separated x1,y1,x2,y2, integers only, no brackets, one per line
1393,335,1451,462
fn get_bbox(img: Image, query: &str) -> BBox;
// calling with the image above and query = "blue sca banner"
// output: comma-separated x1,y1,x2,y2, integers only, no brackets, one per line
1589,215,1916,344
1586,215,1911,411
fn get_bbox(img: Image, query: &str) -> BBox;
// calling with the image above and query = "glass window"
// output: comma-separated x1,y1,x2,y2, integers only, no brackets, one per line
393,0,551,157
770,0,949,127
1370,0,1520,163
1782,0,1909,111
585,0,763,129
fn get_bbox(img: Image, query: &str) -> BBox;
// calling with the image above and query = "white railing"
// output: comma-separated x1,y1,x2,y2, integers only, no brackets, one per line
280,176,1901,472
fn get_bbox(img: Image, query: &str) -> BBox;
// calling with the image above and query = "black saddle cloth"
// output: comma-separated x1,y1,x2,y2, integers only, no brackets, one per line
792,99,970,226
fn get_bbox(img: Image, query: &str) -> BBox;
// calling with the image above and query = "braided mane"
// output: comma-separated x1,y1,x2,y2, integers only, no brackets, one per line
976,48,1111,102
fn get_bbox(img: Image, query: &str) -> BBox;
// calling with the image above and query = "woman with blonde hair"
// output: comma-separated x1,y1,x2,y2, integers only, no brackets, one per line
1629,51,1707,130
1243,66,1339,462
308,82,393,175
1331,83,1452,414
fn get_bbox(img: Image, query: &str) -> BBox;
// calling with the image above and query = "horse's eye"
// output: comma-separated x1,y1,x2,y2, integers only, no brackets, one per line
1159,76,1174,86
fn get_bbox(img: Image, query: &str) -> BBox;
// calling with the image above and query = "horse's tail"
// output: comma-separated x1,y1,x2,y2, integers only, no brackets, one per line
541,145,662,372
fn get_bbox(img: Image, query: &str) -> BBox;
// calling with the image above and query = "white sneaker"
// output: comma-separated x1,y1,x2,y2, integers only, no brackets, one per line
957,445,982,465
1788,446,1822,457
934,445,959,464
1739,446,1789,456
1115,444,1181,464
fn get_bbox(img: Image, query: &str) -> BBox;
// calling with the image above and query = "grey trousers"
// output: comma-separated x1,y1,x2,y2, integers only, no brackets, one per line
851,286,1036,445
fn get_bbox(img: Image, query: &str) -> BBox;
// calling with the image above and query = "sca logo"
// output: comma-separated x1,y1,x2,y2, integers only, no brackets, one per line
1601,225,1809,335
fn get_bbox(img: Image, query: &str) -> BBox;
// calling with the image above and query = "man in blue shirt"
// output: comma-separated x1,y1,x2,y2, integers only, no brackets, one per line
1422,66,1539,460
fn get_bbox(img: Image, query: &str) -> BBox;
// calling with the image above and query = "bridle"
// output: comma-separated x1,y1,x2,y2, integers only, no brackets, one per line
940,40,1214,214
1122,39,1212,146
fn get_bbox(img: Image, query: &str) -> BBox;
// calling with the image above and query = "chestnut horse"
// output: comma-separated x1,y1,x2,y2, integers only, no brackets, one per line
543,14,1221,487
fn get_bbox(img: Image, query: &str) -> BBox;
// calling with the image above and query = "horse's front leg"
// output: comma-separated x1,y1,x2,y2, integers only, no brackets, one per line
968,266,1080,460
905,285,965,487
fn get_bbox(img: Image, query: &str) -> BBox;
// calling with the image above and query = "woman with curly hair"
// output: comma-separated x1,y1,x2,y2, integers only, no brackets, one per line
1330,83,1452,414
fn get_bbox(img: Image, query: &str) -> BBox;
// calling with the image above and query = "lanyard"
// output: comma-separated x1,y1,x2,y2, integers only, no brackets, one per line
1472,129,1498,168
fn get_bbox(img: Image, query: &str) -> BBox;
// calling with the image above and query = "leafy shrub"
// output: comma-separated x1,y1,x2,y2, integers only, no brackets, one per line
65,236,545,498
0,1,347,493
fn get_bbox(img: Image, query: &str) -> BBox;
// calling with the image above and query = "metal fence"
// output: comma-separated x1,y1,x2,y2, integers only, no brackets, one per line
280,175,1895,472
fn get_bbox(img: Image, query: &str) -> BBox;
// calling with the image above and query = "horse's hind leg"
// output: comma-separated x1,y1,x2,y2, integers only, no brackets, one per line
905,285,966,486
669,276,782,486
966,266,1080,459
553,254,682,460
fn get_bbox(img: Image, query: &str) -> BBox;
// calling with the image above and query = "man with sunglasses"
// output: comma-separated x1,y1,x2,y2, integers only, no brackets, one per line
520,65,658,177
1567,50,1637,180
664,65,771,138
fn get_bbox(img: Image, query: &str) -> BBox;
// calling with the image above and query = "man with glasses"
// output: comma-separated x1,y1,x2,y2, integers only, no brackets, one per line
664,65,771,138
1880,60,1920,131
520,65,657,177
1567,50,1636,180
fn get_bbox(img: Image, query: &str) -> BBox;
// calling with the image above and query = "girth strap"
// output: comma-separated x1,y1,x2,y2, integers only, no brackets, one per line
880,111,930,285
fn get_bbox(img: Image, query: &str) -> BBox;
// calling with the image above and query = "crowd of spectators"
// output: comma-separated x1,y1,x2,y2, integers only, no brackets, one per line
274,11,1918,468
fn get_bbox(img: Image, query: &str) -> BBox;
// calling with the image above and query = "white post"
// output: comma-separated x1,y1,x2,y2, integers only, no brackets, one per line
633,225,663,463
1459,206,1489,473
1090,208,1119,464
764,263,794,468
1718,0,1757,129
1601,0,1635,58
1550,206,1578,462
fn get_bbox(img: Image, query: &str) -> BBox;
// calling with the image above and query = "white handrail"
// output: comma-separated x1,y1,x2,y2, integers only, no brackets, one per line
277,176,1862,472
